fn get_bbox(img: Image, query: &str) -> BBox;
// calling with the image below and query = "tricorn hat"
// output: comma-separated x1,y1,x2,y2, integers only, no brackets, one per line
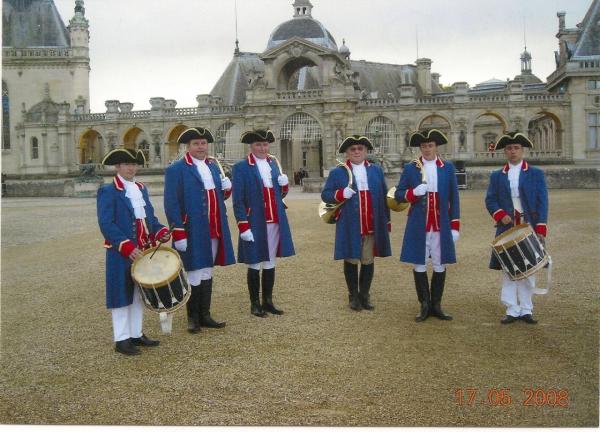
493,131,533,151
338,135,374,153
240,129,275,144
101,148,146,166
409,129,448,147
177,127,214,144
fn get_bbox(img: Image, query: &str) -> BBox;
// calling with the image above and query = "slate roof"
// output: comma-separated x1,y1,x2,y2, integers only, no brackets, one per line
2,0,70,47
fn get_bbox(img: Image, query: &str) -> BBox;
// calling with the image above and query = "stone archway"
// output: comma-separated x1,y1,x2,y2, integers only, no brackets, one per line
528,112,563,155
215,122,243,161
473,113,507,153
278,57,321,90
78,129,104,164
122,127,151,163
364,115,397,155
166,124,189,162
280,112,323,179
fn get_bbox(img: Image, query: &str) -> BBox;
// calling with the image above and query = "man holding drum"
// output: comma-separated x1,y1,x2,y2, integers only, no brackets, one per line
232,129,295,317
321,135,392,311
164,127,236,333
393,129,461,322
97,148,171,356
485,132,548,325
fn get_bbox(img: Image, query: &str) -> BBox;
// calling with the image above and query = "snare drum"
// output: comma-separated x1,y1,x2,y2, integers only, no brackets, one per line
491,223,548,281
131,246,191,313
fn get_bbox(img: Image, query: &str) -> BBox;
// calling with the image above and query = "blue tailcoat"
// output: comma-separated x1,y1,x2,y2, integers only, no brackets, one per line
97,178,167,309
163,153,236,271
485,161,548,269
394,158,460,265
232,154,295,264
321,161,392,260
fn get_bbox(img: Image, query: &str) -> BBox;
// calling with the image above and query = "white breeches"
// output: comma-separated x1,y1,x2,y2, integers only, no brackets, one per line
111,287,144,342
501,273,535,317
187,238,219,285
248,224,279,270
414,231,445,273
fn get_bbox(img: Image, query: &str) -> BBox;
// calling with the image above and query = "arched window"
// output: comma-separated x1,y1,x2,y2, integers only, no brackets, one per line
365,116,396,154
31,137,39,159
214,122,243,160
2,81,10,150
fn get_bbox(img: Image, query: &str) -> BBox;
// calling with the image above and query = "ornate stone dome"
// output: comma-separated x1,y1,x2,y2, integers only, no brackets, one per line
266,0,337,51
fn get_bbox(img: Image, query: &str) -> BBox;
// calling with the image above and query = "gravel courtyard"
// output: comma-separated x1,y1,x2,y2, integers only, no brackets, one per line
1,189,598,427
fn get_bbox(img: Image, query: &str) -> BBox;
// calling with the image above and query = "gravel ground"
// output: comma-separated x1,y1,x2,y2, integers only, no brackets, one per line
0,189,598,426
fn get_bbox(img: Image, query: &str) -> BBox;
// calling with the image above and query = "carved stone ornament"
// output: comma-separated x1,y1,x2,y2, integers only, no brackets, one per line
289,44,303,58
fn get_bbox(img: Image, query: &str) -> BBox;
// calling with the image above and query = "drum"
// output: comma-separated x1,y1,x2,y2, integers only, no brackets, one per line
131,246,191,313
491,223,549,281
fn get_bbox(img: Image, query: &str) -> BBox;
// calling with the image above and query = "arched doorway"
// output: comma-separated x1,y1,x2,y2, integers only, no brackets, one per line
528,112,562,155
215,122,244,161
365,116,397,155
166,124,189,162
79,129,104,163
122,127,150,163
278,57,321,90
473,113,506,153
280,112,323,178
418,114,452,154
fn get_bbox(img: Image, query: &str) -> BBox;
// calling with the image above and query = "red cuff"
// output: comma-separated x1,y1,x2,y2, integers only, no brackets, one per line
223,188,232,200
405,188,419,204
334,188,345,203
238,221,250,233
118,240,136,258
387,221,391,233
281,184,289,195
492,209,508,223
172,228,187,241
450,219,460,231
535,224,547,237
155,227,171,242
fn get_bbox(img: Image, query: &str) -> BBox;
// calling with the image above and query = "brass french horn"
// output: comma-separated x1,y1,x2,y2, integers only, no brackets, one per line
386,158,427,212
319,161,353,224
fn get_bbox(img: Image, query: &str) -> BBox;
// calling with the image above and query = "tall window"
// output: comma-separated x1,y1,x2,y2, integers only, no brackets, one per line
589,113,600,150
365,116,396,154
587,80,600,90
215,122,243,160
2,81,10,150
31,137,39,159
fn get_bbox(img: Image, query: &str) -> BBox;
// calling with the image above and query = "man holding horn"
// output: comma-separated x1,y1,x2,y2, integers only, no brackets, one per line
321,135,392,311
164,127,236,333
232,129,295,317
393,129,460,322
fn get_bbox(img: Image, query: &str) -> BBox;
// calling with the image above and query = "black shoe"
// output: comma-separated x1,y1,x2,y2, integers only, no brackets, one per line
501,315,518,324
130,334,160,347
344,261,361,311
359,263,375,311
430,270,452,320
248,268,267,317
520,314,538,324
115,339,141,356
413,271,430,322
198,279,226,328
187,284,202,333
261,268,284,315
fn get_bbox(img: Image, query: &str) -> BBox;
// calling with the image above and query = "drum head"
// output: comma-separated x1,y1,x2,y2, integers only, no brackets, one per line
491,223,532,248
131,246,182,288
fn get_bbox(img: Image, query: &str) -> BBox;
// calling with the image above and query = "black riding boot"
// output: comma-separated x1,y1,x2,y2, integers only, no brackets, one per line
413,271,430,322
186,284,202,333
247,268,266,317
430,270,452,320
261,268,284,315
198,279,226,328
344,261,361,311
359,263,375,310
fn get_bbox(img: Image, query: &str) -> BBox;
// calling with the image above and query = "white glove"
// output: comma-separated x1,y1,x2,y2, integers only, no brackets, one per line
451,230,460,243
174,239,187,252
240,230,254,242
413,183,428,197
343,187,356,199
278,174,289,187
221,177,232,190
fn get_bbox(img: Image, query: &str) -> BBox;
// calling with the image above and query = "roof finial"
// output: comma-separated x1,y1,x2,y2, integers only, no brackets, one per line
74,0,85,16
234,0,240,55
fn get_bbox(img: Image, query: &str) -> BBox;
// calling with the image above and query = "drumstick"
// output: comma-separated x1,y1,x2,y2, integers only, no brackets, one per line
149,226,174,260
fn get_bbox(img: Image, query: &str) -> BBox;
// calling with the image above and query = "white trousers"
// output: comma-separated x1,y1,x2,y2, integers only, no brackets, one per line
414,231,445,273
111,287,144,342
187,238,219,285
248,224,279,270
501,273,535,317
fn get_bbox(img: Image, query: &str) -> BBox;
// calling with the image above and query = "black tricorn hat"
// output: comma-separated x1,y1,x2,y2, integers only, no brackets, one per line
177,127,214,144
338,135,374,153
494,131,533,151
240,129,275,144
409,129,448,147
101,148,146,166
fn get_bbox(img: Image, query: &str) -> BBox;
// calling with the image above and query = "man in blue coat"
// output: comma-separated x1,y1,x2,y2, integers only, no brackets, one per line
321,135,392,311
393,129,461,322
97,148,171,356
232,129,295,317
485,132,548,325
164,127,236,333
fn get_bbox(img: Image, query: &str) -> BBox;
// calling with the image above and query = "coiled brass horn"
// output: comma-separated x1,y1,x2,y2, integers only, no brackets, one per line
386,187,409,212
319,162,353,224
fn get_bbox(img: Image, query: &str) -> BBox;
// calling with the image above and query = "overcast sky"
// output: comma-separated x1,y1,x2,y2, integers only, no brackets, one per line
53,0,591,113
